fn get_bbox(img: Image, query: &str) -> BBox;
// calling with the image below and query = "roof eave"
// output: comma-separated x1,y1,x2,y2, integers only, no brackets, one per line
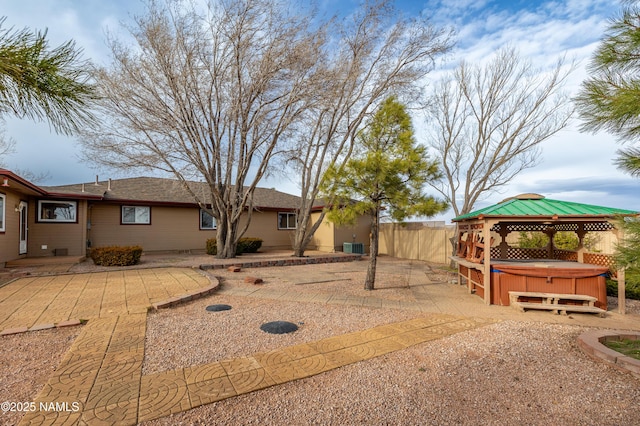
453,213,638,222
45,191,104,200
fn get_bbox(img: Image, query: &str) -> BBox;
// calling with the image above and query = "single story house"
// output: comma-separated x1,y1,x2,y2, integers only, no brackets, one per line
0,170,370,265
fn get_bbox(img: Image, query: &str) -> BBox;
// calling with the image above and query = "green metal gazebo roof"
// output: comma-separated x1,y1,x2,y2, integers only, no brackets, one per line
453,193,638,222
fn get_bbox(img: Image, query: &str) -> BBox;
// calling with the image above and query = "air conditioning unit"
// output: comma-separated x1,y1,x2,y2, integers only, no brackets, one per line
343,242,364,254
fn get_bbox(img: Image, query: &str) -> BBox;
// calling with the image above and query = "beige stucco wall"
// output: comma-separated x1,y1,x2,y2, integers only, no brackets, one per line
308,212,370,253
243,211,295,250
27,199,88,257
308,212,335,252
333,214,370,253
1,196,375,262
0,190,23,263
87,204,295,252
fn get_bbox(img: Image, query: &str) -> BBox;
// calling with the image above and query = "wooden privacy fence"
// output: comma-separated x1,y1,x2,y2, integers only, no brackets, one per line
379,222,456,264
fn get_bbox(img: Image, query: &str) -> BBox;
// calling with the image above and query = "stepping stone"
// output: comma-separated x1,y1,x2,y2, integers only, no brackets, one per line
260,321,298,334
206,304,232,312
245,276,263,284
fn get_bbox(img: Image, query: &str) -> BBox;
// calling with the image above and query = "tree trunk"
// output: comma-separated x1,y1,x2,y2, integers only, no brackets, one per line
216,213,238,259
364,210,379,291
292,209,326,257
449,235,457,269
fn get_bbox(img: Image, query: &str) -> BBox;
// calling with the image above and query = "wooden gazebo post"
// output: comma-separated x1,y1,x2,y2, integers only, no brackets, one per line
608,218,627,315
482,218,496,304
618,268,626,315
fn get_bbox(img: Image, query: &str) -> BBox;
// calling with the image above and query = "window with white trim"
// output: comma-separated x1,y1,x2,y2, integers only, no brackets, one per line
0,193,5,231
278,212,296,230
122,206,150,224
200,209,217,230
38,200,77,222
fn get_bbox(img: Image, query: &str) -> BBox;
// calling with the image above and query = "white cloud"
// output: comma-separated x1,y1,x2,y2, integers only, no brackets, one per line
416,0,639,222
0,0,636,217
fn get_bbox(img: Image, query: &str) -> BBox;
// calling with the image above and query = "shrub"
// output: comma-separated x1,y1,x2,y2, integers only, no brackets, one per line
606,267,640,300
237,237,262,254
205,237,263,255
518,231,548,248
90,245,143,266
518,231,600,251
206,238,217,255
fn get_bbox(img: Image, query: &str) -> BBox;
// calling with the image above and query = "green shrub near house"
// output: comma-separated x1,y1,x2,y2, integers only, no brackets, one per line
90,245,143,266
237,238,263,253
206,238,263,255
206,238,218,256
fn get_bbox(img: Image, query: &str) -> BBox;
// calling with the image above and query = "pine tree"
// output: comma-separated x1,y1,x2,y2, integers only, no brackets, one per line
322,96,447,290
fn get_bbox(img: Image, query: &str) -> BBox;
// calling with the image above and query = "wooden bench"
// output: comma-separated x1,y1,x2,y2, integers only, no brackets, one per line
508,291,606,317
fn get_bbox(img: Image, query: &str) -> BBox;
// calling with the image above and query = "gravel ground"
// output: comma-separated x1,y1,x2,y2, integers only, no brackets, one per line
143,320,640,426
143,295,425,375
0,327,81,426
140,265,640,425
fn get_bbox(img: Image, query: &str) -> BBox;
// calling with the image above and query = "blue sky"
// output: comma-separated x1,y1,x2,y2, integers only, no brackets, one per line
0,0,637,222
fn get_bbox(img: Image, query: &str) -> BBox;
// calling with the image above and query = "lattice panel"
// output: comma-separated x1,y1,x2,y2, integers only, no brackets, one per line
553,223,578,232
491,223,551,233
583,222,614,232
554,249,577,261
491,222,614,233
584,252,615,269
490,247,500,258
506,247,548,259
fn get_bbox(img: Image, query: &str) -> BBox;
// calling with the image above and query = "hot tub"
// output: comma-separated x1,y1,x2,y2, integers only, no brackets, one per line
489,260,609,309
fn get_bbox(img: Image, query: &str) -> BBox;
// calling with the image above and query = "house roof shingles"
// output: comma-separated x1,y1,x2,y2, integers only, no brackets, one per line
42,176,302,210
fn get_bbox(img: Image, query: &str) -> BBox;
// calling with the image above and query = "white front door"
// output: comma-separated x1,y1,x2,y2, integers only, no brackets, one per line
19,201,27,254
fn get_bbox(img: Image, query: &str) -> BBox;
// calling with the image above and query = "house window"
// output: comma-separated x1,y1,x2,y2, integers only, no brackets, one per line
278,212,297,230
0,194,5,232
122,206,150,224
200,209,217,230
38,200,77,223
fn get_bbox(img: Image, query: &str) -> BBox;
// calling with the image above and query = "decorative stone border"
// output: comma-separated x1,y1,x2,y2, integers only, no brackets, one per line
577,330,640,379
151,282,219,310
151,268,220,310
199,253,362,271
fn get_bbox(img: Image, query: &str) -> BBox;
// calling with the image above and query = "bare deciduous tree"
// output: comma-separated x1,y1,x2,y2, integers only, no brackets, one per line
0,123,15,163
286,0,453,257
426,47,574,217
79,0,323,258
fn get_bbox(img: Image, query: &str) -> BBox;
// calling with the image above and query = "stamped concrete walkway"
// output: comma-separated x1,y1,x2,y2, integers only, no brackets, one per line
19,311,495,425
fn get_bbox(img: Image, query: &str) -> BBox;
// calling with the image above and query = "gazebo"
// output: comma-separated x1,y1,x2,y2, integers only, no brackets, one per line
451,194,638,314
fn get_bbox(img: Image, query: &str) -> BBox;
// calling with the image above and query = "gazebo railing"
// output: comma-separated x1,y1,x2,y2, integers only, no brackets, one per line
583,252,616,270
553,249,577,261
490,247,548,259
490,247,614,271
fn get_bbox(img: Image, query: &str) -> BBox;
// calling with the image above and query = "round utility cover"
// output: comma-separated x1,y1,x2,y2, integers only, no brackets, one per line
206,304,232,312
260,321,298,334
